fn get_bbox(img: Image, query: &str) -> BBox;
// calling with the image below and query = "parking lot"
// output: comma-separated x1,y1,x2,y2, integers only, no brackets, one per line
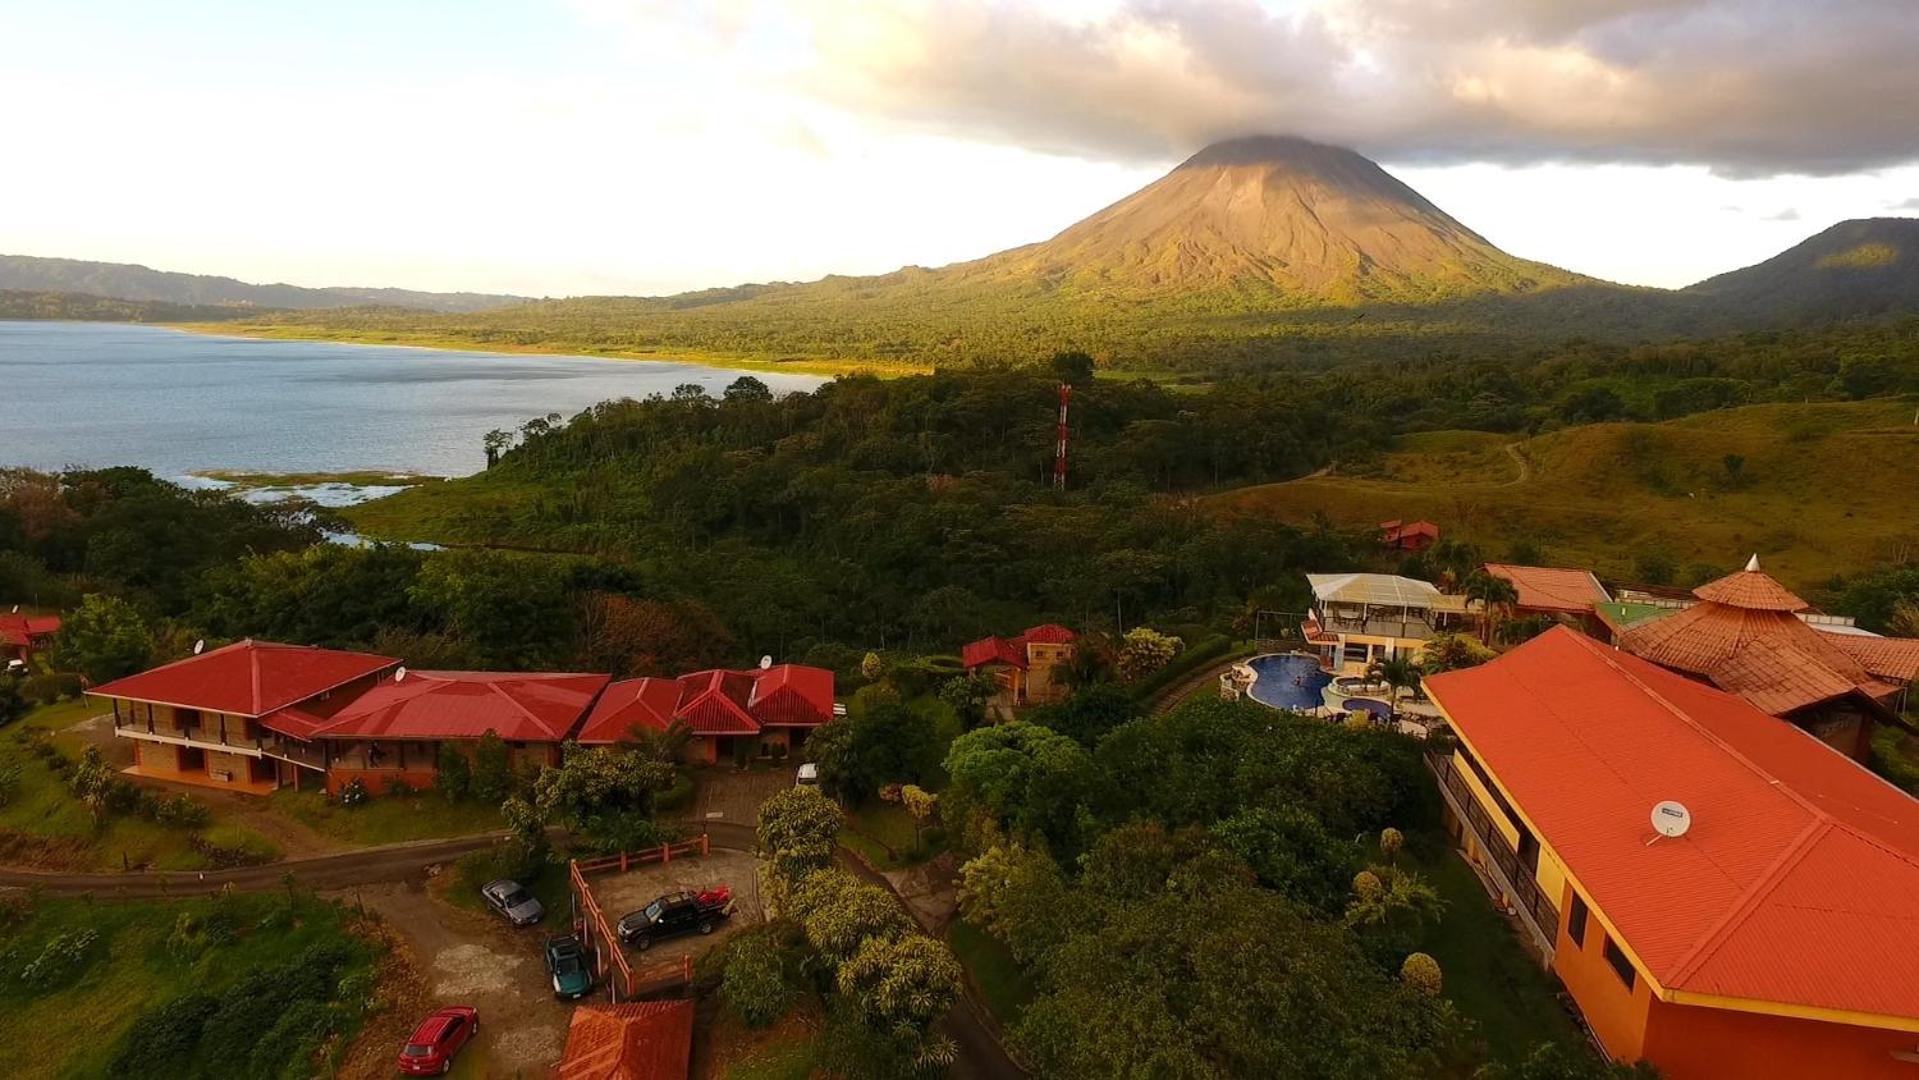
588,848,763,970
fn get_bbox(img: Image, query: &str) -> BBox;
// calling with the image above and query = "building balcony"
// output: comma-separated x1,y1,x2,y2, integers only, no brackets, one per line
112,719,264,758
1317,614,1436,640
1429,753,1559,961
259,739,328,771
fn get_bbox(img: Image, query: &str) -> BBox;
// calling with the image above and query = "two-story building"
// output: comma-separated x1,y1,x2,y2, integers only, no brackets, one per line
88,639,398,793
1426,627,1919,1079
0,611,61,667
1303,573,1464,675
961,624,1078,712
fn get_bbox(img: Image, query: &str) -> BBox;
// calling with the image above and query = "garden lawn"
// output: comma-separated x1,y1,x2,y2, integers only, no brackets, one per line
839,802,941,872
0,892,379,1080
949,921,1036,1025
1412,846,1593,1067
444,844,570,930
268,787,504,846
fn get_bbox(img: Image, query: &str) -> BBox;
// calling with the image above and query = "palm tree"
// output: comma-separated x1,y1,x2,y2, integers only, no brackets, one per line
1462,571,1519,645
1376,655,1421,709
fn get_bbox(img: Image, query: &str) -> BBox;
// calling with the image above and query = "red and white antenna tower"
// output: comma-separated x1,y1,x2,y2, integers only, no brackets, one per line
1053,382,1072,490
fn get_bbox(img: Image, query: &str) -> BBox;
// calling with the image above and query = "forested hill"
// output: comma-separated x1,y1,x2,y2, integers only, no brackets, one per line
0,289,256,324
0,254,526,313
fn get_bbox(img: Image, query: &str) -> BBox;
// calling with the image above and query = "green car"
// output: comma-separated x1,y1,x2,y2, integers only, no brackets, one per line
545,935,593,1000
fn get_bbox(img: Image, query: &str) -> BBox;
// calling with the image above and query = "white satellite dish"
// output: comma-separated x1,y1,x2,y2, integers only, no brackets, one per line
759,655,773,670
192,639,205,655
394,665,408,683
1650,800,1692,839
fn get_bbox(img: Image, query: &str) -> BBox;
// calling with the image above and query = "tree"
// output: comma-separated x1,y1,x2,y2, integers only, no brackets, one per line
70,745,118,824
1721,453,1746,487
0,678,26,728
501,795,548,866
723,376,774,404
471,731,513,803
1374,654,1421,707
790,869,913,968
576,593,732,678
1114,627,1183,684
836,933,962,1062
1049,350,1096,386
408,550,572,666
1420,633,1495,674
1462,570,1519,645
936,672,999,728
52,594,153,682
756,787,843,888
1027,681,1140,748
807,698,936,803
532,744,675,826
434,744,471,802
722,930,797,1028
1344,864,1446,968
943,721,1099,858
899,784,937,849
956,843,1077,963
1209,806,1360,916
860,652,883,681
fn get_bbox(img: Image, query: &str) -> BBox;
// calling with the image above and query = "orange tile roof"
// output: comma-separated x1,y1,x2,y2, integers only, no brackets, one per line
1824,634,1919,686
1691,557,1807,611
88,640,397,718
1617,560,1894,716
1427,627,1919,1024
1483,564,1611,614
557,1001,692,1080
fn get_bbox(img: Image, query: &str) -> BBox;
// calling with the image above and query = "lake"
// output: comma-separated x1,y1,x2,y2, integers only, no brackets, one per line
0,321,827,477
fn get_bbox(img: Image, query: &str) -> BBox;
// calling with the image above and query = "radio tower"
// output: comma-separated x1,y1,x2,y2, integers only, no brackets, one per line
1053,382,1072,490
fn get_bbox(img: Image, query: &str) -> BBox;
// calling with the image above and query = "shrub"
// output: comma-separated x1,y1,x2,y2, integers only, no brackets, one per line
1400,952,1443,996
338,777,369,807
435,743,471,801
0,763,20,807
471,731,512,803
106,993,218,1078
722,930,798,1028
19,927,98,986
19,673,80,707
383,775,415,797
151,792,211,829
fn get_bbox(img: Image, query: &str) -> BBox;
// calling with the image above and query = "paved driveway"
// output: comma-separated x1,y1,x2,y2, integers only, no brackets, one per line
689,765,794,831
588,849,764,970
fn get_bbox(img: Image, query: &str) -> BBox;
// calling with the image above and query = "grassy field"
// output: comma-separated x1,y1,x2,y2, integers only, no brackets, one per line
839,802,941,873
267,788,503,846
0,702,282,871
0,892,379,1080
1212,400,1919,590
1411,846,1591,1067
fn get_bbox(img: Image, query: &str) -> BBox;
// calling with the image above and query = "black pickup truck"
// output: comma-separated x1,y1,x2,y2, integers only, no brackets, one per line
615,885,734,951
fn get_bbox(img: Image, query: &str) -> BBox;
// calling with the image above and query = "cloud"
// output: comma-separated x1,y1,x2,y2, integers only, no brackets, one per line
591,0,1919,176
1895,197,1919,210
1763,208,1802,221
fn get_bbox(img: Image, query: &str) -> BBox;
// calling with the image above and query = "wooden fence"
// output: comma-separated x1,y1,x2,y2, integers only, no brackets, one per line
573,835,710,876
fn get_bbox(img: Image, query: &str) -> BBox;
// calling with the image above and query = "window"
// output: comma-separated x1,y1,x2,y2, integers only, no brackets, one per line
1567,894,1589,948
1602,934,1636,990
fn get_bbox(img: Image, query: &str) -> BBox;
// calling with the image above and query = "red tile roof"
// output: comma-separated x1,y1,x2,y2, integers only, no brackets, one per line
1482,564,1611,614
962,625,1078,670
87,640,397,717
748,663,834,727
312,670,608,742
962,635,1027,670
557,1001,692,1080
1427,627,1919,1025
576,676,684,745
1691,557,1807,611
560,663,840,745
259,705,330,741
0,613,59,647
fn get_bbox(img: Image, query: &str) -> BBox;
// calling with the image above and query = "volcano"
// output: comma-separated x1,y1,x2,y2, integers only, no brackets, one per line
941,135,1592,304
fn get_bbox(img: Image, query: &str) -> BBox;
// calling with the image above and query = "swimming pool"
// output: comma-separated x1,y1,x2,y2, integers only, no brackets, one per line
1246,653,1332,712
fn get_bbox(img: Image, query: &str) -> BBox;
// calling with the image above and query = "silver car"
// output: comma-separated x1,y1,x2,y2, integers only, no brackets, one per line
481,878,544,927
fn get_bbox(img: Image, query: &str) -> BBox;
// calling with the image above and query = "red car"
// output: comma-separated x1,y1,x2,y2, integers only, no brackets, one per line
397,1006,478,1076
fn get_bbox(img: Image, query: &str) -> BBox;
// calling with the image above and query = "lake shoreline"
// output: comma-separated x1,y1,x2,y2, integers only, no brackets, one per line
164,320,929,379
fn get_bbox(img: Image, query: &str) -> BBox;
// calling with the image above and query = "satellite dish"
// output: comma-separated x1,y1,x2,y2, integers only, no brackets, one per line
395,666,408,683
1650,800,1692,839
759,655,773,670
192,639,205,655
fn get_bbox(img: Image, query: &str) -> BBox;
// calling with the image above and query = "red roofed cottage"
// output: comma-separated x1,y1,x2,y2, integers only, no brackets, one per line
577,663,835,765
961,624,1078,712
1426,627,1919,1078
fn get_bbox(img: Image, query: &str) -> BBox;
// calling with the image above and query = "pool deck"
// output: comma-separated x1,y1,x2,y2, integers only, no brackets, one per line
1240,652,1443,720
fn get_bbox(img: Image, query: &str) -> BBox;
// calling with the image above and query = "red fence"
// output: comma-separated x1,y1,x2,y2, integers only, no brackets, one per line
566,834,712,1001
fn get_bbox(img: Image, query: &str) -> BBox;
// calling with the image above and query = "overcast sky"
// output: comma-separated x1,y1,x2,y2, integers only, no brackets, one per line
4,0,1916,296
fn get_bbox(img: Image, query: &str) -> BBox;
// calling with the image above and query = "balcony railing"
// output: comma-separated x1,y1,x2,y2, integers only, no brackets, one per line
1318,614,1435,640
260,739,327,770
1430,754,1558,960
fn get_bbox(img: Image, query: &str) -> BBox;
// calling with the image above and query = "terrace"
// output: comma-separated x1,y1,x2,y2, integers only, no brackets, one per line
1429,752,1559,961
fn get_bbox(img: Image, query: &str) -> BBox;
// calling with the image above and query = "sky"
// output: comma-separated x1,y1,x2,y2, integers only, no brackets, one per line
3,0,1916,296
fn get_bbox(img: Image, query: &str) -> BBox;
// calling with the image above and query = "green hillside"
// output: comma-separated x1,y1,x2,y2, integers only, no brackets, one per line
1211,400,1919,589
1684,218,1919,326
